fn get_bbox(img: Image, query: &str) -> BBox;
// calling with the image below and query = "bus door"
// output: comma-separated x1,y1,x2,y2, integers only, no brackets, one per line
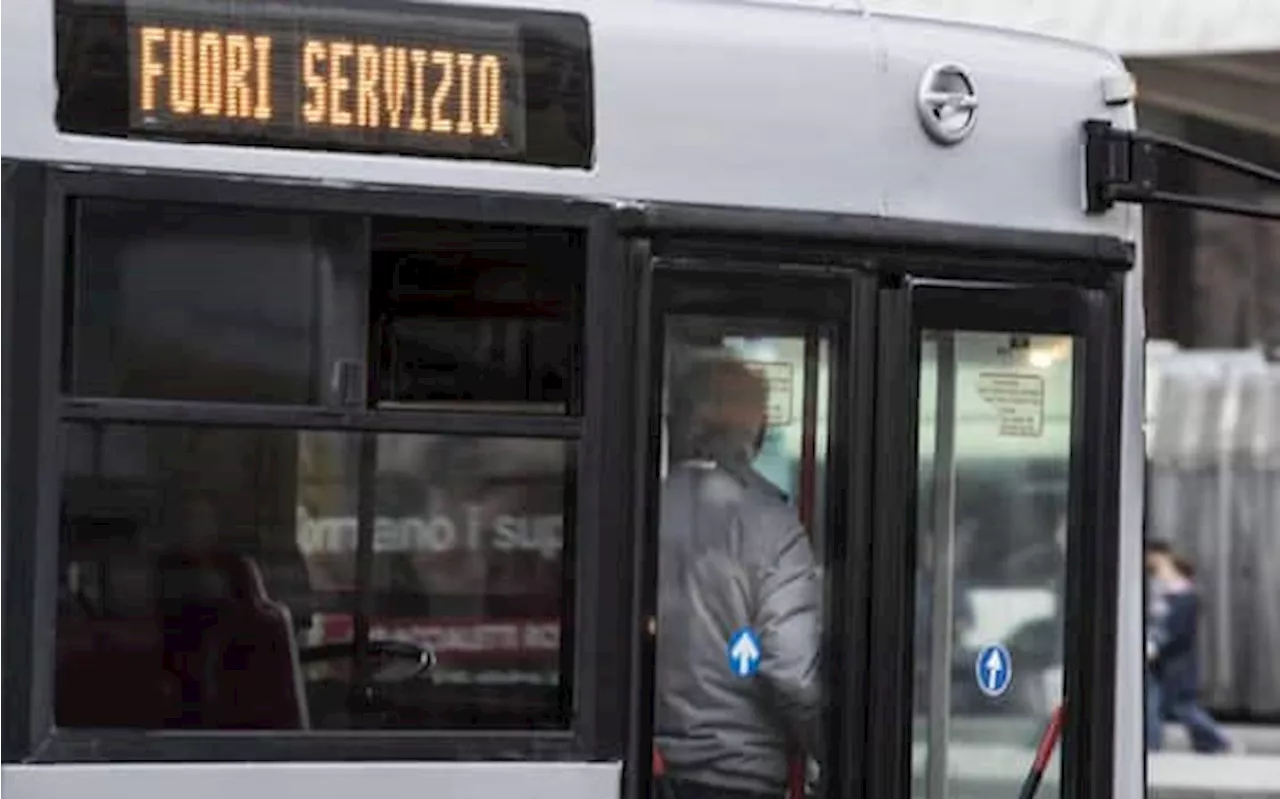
640,264,1120,799
642,262,872,799
874,279,1120,799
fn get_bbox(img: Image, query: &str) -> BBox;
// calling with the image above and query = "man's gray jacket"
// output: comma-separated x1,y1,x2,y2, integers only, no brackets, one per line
654,457,823,795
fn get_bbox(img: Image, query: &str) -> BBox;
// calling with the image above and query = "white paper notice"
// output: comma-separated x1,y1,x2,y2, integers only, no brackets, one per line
744,361,795,426
976,371,1045,437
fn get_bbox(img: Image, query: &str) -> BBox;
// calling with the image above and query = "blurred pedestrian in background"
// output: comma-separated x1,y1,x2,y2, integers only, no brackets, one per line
1144,540,1235,754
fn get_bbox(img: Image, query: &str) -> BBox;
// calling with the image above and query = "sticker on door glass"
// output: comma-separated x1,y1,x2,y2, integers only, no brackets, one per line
976,372,1045,438
975,643,1013,698
743,361,795,426
727,627,762,677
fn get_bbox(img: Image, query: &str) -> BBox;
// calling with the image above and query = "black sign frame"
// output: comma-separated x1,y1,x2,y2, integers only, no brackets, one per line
55,0,594,168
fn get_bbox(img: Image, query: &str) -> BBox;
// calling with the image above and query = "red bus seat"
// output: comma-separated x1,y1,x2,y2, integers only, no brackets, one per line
157,552,310,729
56,552,310,730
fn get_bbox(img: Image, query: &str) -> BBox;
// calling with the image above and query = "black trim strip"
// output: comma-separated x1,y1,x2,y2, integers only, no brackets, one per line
27,162,72,765
0,163,14,763
39,164,1135,275
832,271,877,799
1060,278,1123,799
862,281,918,798
34,730,579,764
653,256,866,278
648,264,852,321
623,238,656,799
47,165,602,227
655,244,1122,289
574,211,634,759
617,203,1135,269
912,281,1092,333
1,163,50,763
60,398,582,439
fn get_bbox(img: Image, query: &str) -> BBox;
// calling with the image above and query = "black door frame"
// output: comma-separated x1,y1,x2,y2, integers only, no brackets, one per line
629,258,879,799
625,217,1126,799
865,276,1124,799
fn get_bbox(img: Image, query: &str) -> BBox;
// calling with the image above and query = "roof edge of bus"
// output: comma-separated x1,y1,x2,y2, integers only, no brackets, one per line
868,8,1129,71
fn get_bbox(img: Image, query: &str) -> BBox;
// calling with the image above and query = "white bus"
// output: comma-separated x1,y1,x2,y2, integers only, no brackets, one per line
2,1,1148,798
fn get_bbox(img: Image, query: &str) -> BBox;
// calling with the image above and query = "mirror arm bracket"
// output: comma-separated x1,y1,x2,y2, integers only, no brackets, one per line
1084,119,1280,221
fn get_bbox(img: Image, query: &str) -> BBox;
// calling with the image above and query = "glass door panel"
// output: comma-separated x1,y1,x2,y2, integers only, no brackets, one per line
646,268,858,799
912,330,1075,799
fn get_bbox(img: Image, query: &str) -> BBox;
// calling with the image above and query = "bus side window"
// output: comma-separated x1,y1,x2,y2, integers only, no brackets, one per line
54,204,586,733
368,217,584,414
68,199,364,406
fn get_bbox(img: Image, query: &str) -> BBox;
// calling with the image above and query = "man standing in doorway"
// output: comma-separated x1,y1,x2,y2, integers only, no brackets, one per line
654,355,823,799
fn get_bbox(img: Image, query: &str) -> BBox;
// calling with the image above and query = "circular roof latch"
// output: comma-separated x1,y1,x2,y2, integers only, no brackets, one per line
917,62,978,146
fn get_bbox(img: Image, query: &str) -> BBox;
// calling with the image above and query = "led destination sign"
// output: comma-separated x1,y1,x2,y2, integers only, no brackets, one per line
132,23,519,154
56,0,593,167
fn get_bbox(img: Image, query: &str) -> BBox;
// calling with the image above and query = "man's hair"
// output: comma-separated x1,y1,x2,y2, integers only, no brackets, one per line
670,356,768,463
1144,538,1173,556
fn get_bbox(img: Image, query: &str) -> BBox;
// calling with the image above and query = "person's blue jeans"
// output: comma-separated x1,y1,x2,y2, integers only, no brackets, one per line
1145,670,1163,750
1166,700,1232,753
1146,671,1231,753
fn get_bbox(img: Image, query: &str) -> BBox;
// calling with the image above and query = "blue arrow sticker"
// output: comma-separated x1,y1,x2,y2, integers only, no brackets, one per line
975,643,1013,698
727,627,762,678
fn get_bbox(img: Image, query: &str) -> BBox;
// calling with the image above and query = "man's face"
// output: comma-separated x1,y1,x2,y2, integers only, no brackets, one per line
708,369,767,440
